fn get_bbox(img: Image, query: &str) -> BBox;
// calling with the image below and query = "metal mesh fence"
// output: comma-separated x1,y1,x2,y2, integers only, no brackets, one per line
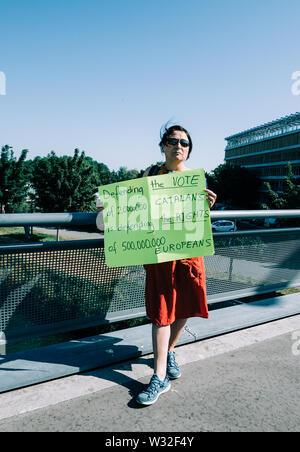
0,229,300,341
206,228,300,301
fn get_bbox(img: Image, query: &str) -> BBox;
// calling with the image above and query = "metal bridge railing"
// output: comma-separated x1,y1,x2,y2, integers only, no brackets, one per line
0,210,299,345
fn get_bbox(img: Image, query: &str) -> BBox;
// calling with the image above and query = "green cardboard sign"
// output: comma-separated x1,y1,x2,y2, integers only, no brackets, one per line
98,168,215,267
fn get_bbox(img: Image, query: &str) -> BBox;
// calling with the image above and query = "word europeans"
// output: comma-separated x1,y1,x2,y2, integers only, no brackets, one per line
155,238,213,254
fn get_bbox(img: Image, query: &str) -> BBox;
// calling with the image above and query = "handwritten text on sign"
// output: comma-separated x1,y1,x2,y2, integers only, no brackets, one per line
98,168,214,267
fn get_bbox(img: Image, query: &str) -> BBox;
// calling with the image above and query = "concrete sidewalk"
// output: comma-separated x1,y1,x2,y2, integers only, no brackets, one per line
0,315,299,432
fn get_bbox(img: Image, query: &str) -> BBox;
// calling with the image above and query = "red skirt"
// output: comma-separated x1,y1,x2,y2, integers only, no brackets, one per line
144,257,209,326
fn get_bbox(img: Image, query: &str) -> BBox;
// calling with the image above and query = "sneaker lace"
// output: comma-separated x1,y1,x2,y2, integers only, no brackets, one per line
145,376,162,396
168,352,179,369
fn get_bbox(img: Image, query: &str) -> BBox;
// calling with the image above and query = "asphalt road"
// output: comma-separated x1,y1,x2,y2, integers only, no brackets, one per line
1,320,299,432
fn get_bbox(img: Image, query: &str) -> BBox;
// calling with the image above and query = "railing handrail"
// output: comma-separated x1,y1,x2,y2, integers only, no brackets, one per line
210,209,300,220
0,209,300,227
1,228,300,255
0,212,98,227
0,238,104,254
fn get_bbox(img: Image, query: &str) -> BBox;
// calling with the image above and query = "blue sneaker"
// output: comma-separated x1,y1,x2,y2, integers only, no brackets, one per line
136,374,171,406
167,351,181,379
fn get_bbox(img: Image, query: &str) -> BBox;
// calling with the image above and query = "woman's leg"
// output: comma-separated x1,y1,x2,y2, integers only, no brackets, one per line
168,318,187,352
152,324,170,381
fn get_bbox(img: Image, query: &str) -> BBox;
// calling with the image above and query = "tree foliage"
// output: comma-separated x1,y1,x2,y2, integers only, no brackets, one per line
206,163,261,209
0,145,147,213
2,143,299,215
0,145,29,213
31,149,101,212
111,166,140,182
263,163,300,209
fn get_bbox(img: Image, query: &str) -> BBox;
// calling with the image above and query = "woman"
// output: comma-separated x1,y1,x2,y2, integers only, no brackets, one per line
97,124,217,406
135,124,217,405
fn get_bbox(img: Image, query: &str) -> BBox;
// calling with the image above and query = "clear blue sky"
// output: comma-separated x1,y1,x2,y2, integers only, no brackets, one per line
1,0,300,173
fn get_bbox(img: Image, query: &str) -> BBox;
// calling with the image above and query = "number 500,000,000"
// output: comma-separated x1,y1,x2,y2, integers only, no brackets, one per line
121,237,166,251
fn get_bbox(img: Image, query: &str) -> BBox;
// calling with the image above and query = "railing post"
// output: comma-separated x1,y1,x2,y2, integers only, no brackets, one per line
228,257,233,282
0,332,6,356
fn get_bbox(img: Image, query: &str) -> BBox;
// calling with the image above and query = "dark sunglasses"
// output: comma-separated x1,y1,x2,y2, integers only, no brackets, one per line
166,138,190,148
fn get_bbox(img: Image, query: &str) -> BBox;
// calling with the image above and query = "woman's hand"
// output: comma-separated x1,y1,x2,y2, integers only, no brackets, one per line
204,189,217,208
96,198,104,212
96,199,104,231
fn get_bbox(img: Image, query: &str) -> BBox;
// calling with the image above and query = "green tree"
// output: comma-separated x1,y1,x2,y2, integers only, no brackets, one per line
107,166,140,184
115,166,139,182
0,145,29,213
85,158,141,184
206,163,261,209
263,163,300,209
84,157,113,186
31,149,100,212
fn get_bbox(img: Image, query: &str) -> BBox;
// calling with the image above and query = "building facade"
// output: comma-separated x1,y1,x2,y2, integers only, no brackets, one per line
224,112,300,197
